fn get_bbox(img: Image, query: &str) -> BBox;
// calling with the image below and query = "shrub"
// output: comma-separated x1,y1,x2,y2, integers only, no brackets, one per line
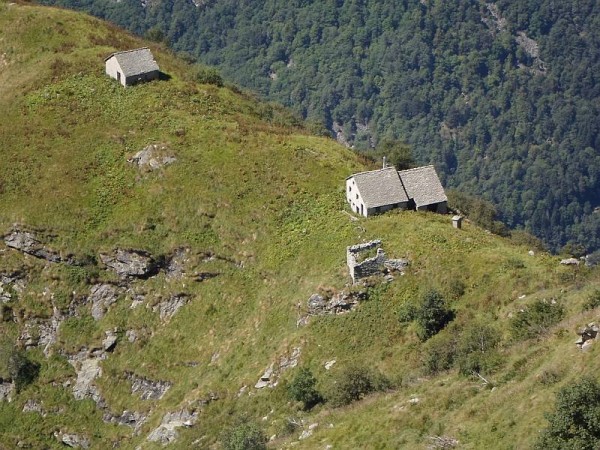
328,365,389,407
221,421,267,450
195,66,224,87
456,322,501,376
287,367,322,410
583,290,600,311
0,338,40,392
510,299,564,340
423,330,457,374
415,290,455,341
535,377,600,450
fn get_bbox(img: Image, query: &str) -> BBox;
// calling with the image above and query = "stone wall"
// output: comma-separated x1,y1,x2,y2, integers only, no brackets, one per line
347,240,385,283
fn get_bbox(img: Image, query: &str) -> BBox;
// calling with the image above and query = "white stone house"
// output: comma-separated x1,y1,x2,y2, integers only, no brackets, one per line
346,165,447,217
105,48,160,87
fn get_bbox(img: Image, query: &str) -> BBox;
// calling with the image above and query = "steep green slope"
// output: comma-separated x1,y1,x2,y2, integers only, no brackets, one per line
34,0,600,253
1,3,600,449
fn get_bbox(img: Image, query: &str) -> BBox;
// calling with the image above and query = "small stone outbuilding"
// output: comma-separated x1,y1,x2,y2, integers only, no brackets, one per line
105,48,160,87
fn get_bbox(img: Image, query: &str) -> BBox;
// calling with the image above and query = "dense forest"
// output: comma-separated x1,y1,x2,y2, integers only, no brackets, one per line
39,0,600,252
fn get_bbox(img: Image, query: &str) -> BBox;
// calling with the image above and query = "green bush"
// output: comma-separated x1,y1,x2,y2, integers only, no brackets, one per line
328,365,389,407
510,299,564,340
221,421,267,450
456,322,501,376
583,290,600,311
415,290,455,341
287,367,322,410
0,338,40,392
535,377,600,450
423,330,457,374
194,66,224,87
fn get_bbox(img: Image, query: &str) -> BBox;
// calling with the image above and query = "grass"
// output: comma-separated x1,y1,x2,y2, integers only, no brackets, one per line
0,1,600,448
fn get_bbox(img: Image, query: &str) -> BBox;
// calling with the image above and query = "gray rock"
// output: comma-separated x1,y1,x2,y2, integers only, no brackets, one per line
88,284,120,320
4,229,61,262
299,423,318,440
59,433,90,449
103,410,148,433
69,356,103,401
255,365,274,389
127,372,172,400
22,399,44,415
153,294,188,320
307,294,326,313
324,360,336,370
0,382,14,402
128,144,176,171
126,329,138,343
560,258,580,266
100,249,157,278
147,409,198,445
165,248,188,279
103,329,118,352
384,258,410,272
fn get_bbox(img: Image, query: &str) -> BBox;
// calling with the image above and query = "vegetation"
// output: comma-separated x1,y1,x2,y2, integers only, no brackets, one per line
535,377,600,450
287,368,322,410
415,289,455,341
37,0,600,253
1,3,600,449
222,421,268,450
510,298,565,340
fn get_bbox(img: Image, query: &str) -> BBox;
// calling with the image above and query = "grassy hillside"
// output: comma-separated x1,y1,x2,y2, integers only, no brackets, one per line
1,2,600,449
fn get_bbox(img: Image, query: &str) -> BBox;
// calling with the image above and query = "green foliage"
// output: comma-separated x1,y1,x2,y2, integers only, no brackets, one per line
327,365,389,407
221,421,267,450
447,190,509,237
423,330,457,375
511,299,565,340
194,65,224,87
370,140,414,170
287,367,322,410
456,321,501,376
415,290,455,341
0,338,40,392
583,290,600,311
535,377,600,450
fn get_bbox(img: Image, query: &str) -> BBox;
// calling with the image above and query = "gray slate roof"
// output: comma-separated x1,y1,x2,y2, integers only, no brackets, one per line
350,167,409,208
106,48,159,77
398,165,447,208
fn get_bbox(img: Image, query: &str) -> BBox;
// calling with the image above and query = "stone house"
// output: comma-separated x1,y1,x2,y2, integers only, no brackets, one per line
345,165,447,217
105,48,160,87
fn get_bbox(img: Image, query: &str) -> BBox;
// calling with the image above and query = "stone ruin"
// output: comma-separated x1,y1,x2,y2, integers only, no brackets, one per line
347,240,408,284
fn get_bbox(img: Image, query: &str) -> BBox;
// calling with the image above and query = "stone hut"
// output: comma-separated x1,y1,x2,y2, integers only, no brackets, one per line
345,165,447,217
105,48,160,87
347,240,385,283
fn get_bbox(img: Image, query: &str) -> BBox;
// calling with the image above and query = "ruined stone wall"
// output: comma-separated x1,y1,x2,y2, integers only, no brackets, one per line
347,240,385,283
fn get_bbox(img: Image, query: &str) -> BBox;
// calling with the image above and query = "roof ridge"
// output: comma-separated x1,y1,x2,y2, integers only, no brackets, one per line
104,47,151,61
345,166,397,180
398,164,435,173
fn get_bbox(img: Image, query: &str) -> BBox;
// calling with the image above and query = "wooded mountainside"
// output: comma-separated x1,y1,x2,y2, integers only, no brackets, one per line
38,0,600,252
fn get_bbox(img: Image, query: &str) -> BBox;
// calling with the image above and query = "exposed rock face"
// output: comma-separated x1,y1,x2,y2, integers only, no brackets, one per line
100,249,158,279
153,294,188,320
103,329,118,351
103,410,148,433
576,323,600,350
69,354,104,401
127,372,172,400
128,143,176,171
147,409,198,445
59,433,90,449
255,347,301,389
19,306,62,356
4,229,61,262
22,399,44,415
0,382,15,402
165,248,189,279
307,289,368,316
89,284,120,320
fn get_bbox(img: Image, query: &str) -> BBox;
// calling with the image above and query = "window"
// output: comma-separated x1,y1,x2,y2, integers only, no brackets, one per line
348,185,352,192
356,194,359,200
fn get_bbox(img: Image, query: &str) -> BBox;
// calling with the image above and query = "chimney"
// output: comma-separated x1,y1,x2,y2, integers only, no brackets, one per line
382,156,386,169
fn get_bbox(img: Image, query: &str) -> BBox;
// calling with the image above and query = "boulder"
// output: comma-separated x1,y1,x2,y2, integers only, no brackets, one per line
103,329,118,352
60,433,90,449
88,284,120,320
70,357,103,401
103,410,148,433
560,258,580,266
0,382,15,402
99,249,158,278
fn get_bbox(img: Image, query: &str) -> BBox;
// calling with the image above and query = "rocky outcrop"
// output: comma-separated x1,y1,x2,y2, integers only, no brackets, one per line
0,382,15,402
89,284,121,320
307,289,368,316
576,323,600,351
103,410,148,433
57,433,90,449
103,329,119,352
147,409,198,445
165,248,189,279
126,372,172,400
99,249,158,279
128,143,176,171
4,229,61,262
68,352,105,402
19,306,62,356
153,294,189,320
560,258,580,266
255,347,301,389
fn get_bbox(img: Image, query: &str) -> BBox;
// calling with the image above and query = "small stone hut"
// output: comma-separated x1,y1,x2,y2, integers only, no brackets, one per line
105,48,160,87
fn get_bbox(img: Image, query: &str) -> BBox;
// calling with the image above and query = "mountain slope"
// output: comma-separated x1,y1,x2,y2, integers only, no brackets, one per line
36,0,600,253
1,3,600,449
